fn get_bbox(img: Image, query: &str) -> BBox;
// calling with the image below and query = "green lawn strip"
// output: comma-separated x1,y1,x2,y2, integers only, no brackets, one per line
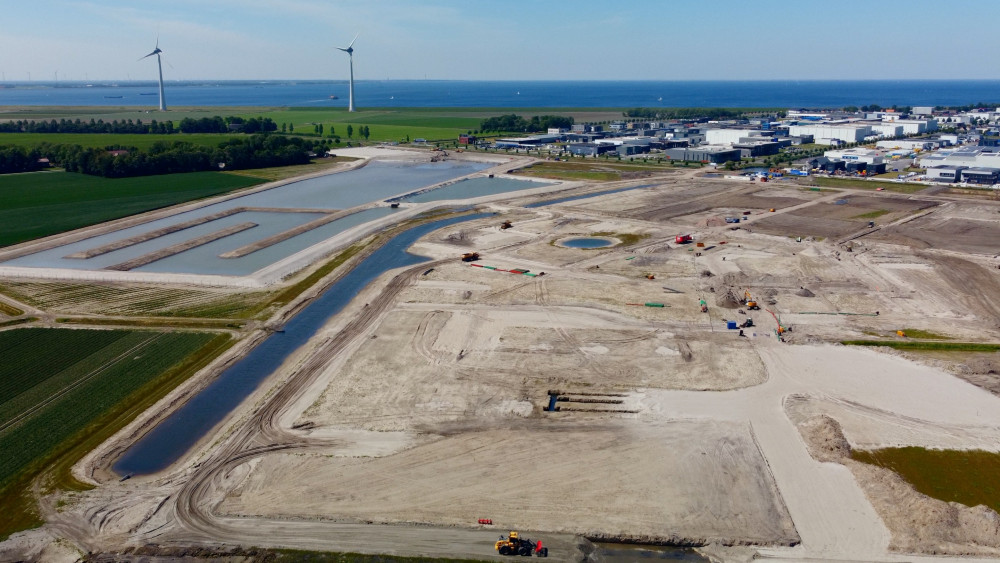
841,340,999,352
0,318,36,328
898,328,952,340
850,209,890,220
852,447,1000,513
0,301,23,316
0,330,232,539
55,317,245,330
808,177,927,194
0,171,263,247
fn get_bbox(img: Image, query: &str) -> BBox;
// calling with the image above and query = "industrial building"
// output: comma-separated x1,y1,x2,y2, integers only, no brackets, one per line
734,141,780,158
960,167,1000,185
566,143,615,157
925,165,967,183
663,146,741,164
875,139,937,151
824,148,884,165
788,124,872,144
705,129,769,145
870,124,904,138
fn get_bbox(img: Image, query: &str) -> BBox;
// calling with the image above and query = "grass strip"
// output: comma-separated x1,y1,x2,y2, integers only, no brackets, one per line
0,301,23,316
55,317,244,330
853,447,1000,513
841,340,1000,352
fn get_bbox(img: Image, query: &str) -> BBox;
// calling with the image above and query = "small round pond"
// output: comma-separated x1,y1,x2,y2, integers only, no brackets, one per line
560,237,616,249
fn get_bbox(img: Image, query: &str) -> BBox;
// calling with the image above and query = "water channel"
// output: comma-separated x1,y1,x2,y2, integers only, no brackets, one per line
113,211,489,475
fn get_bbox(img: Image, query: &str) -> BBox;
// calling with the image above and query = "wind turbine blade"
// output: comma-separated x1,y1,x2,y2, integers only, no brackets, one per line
139,51,156,61
336,47,349,53
348,33,359,49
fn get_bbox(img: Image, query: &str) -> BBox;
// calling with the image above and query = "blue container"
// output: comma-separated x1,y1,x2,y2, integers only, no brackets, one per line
727,321,738,330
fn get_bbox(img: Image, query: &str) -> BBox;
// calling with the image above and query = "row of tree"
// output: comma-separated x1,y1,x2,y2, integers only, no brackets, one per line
0,118,176,135
0,134,328,177
0,116,280,135
479,114,574,133
622,108,787,120
177,116,278,134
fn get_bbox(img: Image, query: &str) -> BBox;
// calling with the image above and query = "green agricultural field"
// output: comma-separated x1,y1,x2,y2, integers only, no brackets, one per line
0,132,241,150
0,328,218,486
853,447,1000,513
0,170,262,247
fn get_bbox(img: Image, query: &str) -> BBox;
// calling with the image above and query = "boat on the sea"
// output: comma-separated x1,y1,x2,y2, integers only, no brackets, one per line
329,95,339,99
103,95,123,99
139,92,157,96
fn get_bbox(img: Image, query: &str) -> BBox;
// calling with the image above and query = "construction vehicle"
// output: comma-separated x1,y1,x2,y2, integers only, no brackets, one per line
675,234,693,244
500,220,513,230
495,531,548,557
739,317,754,329
461,252,480,262
744,290,760,310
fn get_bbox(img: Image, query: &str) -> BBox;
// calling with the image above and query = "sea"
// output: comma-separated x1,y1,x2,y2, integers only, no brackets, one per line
1,80,998,109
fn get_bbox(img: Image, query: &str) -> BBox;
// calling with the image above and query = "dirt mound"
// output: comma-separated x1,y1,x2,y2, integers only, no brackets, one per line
715,289,742,309
699,216,727,228
795,288,815,297
796,414,1000,555
798,415,851,462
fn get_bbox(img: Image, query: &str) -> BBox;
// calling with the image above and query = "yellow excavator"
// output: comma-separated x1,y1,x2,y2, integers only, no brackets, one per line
495,531,548,557
744,290,760,310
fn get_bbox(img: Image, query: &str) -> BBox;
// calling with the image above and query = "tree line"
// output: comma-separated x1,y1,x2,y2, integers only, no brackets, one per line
0,116,278,135
479,114,574,133
623,107,787,120
0,134,330,177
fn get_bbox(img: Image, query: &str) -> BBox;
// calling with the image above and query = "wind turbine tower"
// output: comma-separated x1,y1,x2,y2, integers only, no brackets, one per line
140,38,167,111
337,34,359,112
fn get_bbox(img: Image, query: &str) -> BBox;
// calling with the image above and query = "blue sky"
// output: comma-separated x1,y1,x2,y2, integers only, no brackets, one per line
2,0,998,81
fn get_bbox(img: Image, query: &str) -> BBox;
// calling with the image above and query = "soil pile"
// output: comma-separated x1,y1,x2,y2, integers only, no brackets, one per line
798,415,851,463
715,289,742,309
796,288,816,297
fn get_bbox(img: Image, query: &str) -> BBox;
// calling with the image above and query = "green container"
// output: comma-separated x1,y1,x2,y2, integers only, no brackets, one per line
524,273,537,277
484,266,496,270
644,302,665,308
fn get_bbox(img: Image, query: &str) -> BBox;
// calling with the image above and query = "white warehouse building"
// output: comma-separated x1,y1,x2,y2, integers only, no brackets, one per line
870,124,904,138
705,129,766,145
788,124,872,144
824,148,884,165
895,119,938,135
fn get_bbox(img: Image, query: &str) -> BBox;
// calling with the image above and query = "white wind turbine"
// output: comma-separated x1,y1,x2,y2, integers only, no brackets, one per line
337,33,359,112
139,37,167,111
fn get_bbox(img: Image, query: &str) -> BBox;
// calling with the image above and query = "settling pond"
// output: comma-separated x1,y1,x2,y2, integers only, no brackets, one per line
114,211,490,475
3,162,547,277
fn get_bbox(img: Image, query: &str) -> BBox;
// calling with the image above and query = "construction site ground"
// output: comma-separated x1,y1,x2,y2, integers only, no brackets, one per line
4,164,1000,563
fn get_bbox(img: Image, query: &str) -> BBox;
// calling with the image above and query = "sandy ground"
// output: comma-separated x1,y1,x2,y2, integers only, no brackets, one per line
6,170,1000,562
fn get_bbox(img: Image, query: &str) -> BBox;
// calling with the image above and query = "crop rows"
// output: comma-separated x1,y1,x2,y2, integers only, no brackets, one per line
0,328,216,486
0,328,129,402
0,171,263,247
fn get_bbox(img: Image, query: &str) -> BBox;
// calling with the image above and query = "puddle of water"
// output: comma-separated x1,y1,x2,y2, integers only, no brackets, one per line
561,237,615,248
593,543,708,562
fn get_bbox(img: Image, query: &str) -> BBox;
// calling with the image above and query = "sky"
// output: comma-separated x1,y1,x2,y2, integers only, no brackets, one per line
2,0,999,82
